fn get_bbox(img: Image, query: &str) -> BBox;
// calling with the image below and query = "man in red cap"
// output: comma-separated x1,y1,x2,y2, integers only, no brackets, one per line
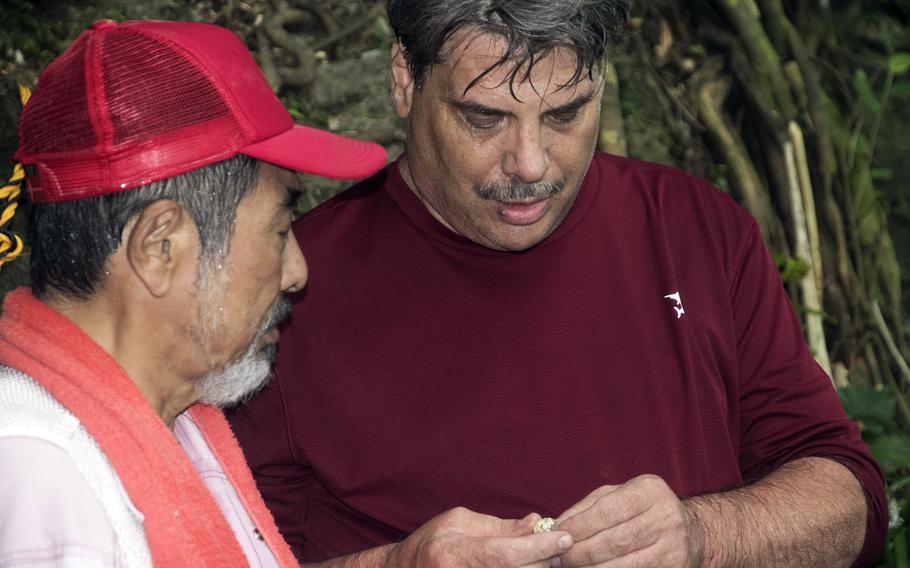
0,19,392,566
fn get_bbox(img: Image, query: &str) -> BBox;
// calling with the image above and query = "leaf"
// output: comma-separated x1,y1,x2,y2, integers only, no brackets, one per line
859,420,887,437
871,167,894,181
775,255,810,283
869,434,910,475
890,52,910,76
839,384,895,425
891,80,910,98
854,69,882,115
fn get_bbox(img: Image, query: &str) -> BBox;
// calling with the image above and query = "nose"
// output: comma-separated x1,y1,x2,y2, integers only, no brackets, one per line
281,231,308,293
502,122,549,183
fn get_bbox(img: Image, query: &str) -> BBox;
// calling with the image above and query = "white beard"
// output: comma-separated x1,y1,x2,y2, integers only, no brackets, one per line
194,291,290,409
195,338,275,408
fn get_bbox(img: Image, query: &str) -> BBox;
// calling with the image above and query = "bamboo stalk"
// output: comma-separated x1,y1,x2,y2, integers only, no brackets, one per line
832,362,850,390
788,122,824,303
598,63,628,157
784,139,832,378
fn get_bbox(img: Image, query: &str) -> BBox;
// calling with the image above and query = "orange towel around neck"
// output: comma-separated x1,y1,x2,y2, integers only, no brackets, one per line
0,288,298,567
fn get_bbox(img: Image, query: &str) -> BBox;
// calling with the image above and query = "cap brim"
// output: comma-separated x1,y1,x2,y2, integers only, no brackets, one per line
241,124,387,180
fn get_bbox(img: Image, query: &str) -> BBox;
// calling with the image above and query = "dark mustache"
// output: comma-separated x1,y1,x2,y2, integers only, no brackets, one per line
474,179,565,202
261,295,292,331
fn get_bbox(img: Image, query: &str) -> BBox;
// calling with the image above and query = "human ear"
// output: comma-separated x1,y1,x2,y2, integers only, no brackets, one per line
123,200,194,297
390,42,415,118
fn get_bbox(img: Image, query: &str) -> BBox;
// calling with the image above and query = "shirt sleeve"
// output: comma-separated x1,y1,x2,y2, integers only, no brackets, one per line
730,221,888,567
0,436,123,567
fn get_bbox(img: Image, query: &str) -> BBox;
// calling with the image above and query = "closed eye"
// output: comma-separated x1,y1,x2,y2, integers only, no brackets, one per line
546,109,580,125
464,110,503,130
449,99,507,131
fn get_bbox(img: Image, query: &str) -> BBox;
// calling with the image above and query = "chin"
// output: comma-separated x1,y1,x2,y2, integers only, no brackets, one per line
195,345,275,409
486,226,553,252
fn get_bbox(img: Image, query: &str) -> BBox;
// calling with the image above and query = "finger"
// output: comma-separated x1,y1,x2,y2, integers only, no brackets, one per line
500,511,547,537
555,510,659,567
443,507,546,538
516,512,544,534
558,484,650,542
556,484,620,523
559,539,665,568
481,531,573,566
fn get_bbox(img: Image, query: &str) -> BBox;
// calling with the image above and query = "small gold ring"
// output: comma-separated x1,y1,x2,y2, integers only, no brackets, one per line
533,517,557,533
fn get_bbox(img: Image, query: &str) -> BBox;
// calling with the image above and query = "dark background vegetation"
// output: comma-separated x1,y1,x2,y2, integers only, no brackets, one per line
0,0,908,563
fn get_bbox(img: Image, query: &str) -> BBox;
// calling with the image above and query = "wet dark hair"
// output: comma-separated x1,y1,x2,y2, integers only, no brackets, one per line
387,0,630,92
29,154,260,300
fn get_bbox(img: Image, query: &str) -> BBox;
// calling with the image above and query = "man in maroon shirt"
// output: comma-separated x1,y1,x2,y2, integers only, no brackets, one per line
229,1,888,566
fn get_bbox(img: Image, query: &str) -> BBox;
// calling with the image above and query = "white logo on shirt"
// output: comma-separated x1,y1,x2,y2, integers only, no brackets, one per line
664,291,685,319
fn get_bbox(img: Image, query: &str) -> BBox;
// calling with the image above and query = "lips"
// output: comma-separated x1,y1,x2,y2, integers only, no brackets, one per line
263,328,280,344
496,198,551,226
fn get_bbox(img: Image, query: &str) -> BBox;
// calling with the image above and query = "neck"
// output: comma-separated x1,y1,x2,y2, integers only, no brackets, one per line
398,156,459,235
42,290,196,427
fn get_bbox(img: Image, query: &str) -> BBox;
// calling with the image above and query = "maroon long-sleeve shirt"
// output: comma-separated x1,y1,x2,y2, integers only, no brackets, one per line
229,153,886,565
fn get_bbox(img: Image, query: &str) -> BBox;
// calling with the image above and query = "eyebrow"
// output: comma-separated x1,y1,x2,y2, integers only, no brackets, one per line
448,98,506,117
446,90,598,118
544,91,597,116
280,185,301,209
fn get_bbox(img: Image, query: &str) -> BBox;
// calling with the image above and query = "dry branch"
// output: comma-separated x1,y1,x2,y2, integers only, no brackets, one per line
871,301,910,424
697,76,787,250
312,2,385,53
261,0,318,89
711,0,797,120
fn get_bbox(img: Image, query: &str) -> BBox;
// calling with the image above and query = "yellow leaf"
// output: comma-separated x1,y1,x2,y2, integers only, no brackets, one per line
0,185,20,200
0,203,18,226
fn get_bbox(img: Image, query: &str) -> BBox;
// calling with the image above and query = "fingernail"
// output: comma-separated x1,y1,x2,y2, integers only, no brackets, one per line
558,534,572,551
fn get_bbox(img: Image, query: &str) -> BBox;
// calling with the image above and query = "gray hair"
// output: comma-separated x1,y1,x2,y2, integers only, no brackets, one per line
387,0,630,92
29,155,261,300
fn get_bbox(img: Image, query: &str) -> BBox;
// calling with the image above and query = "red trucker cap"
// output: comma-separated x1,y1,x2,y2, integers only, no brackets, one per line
14,20,388,203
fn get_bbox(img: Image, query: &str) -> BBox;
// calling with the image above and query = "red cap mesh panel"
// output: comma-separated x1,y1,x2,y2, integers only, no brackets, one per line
16,25,255,202
18,34,96,155
101,30,242,145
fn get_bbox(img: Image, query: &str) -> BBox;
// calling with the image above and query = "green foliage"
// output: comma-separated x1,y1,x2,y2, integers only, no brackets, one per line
0,0,59,65
856,69,883,115
874,168,896,181
840,384,910,566
687,43,706,57
890,53,910,76
774,253,810,283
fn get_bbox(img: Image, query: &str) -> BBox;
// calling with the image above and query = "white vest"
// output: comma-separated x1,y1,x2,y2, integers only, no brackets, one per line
0,366,153,566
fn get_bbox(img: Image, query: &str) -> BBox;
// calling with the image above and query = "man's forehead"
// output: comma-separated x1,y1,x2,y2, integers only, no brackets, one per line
249,162,298,203
436,30,598,99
